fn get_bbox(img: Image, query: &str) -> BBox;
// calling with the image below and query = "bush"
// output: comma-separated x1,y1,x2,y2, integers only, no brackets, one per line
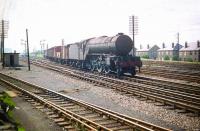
30,51,44,58
0,92,25,131
142,55,149,59
186,57,193,62
164,55,170,60
0,92,15,114
172,56,179,61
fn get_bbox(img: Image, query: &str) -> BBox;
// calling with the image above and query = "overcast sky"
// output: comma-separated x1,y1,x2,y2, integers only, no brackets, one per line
1,0,200,52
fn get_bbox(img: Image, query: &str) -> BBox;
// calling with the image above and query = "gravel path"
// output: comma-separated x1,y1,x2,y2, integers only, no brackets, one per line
0,63,199,130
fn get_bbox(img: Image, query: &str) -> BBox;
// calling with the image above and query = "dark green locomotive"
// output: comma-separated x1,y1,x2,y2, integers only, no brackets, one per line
46,33,142,77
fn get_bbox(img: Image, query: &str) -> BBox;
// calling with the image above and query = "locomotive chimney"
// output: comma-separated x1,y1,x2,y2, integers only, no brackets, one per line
197,40,200,48
117,33,124,35
185,41,188,48
172,43,174,48
147,44,150,49
162,43,165,48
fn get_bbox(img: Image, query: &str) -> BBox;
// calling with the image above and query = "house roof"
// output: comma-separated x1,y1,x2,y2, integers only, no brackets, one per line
158,43,183,51
180,42,200,51
137,48,150,52
137,45,160,52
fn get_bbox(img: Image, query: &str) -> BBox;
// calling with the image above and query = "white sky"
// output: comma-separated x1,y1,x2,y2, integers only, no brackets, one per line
1,0,200,52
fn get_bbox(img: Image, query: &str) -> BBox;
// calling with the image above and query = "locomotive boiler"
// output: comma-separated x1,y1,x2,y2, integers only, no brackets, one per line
86,33,132,55
46,33,142,77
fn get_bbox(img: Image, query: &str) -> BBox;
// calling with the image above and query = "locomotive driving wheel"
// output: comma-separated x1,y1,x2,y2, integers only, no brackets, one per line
97,65,103,73
131,67,136,76
104,65,111,74
116,67,123,78
86,63,92,70
91,65,96,72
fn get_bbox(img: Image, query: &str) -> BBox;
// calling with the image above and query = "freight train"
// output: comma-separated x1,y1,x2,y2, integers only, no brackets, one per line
45,33,142,77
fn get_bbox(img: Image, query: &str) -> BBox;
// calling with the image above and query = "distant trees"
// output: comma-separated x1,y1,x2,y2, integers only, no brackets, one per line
30,51,43,58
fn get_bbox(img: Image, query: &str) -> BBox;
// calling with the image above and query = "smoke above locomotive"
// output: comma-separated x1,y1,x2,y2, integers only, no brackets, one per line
86,33,133,55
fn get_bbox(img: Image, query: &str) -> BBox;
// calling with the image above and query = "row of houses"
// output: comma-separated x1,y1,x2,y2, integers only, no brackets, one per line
136,41,200,62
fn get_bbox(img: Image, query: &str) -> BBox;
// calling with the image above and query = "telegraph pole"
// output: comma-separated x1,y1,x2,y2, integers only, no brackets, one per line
46,44,48,57
132,16,135,56
61,39,64,59
129,15,138,56
0,25,3,62
26,29,30,71
1,20,4,68
0,20,9,68
177,32,180,60
177,32,179,44
40,40,45,57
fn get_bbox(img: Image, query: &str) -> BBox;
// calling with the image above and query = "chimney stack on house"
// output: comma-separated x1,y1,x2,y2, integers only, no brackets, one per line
172,43,174,48
162,43,165,48
140,44,142,49
61,39,65,59
197,40,200,48
147,44,150,49
185,41,188,48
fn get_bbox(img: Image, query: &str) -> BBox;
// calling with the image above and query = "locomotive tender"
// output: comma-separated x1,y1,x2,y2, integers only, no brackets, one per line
45,33,142,77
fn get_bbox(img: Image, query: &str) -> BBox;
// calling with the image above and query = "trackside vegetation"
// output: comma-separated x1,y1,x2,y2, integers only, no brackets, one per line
0,92,25,131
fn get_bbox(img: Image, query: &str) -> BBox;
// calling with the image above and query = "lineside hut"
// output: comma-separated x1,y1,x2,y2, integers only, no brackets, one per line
4,53,19,67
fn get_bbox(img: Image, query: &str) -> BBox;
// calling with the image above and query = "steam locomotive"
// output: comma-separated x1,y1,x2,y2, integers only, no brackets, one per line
45,33,142,77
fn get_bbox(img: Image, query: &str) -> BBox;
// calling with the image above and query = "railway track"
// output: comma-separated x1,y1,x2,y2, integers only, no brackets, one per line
84,73,200,112
0,72,171,131
39,59,200,95
140,67,200,83
142,60,200,71
142,66,200,76
123,76,200,96
30,59,200,116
